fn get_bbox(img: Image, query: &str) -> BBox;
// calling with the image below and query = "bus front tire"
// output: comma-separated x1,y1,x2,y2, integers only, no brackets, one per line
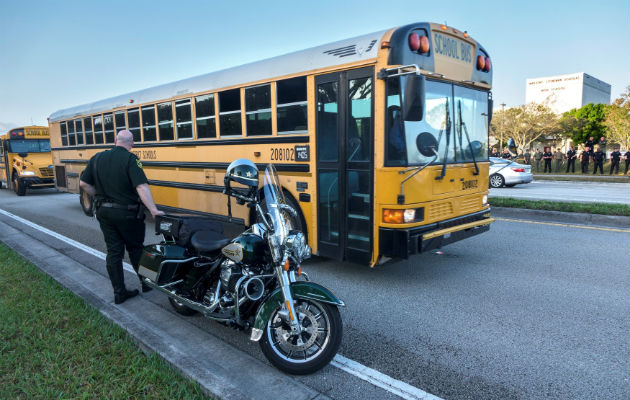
12,174,26,196
79,187,96,216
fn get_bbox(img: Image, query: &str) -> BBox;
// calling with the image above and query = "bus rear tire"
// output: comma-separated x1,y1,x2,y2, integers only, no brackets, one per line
12,174,26,196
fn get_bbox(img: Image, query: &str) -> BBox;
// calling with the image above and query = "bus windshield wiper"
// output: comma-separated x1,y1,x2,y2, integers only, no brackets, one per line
457,100,479,175
435,99,450,181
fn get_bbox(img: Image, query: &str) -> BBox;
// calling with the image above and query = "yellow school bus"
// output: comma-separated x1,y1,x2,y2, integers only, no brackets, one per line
0,126,54,196
49,22,494,266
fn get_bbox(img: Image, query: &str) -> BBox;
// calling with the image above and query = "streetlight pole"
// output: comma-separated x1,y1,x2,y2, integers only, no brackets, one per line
500,103,506,153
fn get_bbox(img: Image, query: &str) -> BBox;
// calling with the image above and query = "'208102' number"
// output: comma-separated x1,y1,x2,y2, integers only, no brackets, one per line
270,148,294,161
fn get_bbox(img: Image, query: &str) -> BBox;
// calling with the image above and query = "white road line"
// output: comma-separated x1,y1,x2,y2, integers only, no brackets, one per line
0,207,443,400
0,208,135,273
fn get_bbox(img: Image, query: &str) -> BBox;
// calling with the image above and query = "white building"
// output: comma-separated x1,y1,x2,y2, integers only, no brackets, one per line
525,72,611,114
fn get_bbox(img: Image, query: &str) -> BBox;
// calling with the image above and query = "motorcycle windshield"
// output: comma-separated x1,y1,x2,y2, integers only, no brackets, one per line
262,164,288,244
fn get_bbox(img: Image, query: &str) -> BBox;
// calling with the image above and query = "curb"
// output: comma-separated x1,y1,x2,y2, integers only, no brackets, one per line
0,216,330,400
532,175,630,184
491,206,630,229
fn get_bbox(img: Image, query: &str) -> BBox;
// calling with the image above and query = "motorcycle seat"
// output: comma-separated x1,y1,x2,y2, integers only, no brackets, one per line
190,230,231,254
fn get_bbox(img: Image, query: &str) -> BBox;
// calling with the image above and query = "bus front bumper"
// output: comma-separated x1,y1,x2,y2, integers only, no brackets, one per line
22,177,55,188
379,209,493,259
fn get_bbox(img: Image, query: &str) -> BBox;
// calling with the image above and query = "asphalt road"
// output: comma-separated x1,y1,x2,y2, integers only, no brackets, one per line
1,188,629,400
490,179,630,204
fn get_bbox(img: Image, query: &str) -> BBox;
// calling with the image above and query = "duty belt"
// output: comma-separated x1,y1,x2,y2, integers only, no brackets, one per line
99,202,139,211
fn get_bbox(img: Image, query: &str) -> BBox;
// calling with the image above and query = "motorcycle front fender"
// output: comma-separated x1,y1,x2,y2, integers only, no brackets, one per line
249,281,344,341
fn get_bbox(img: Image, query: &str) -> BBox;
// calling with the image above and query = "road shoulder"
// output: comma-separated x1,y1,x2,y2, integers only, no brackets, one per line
491,206,630,229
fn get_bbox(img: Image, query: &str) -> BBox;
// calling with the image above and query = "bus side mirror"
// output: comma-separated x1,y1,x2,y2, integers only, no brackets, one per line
507,138,517,156
18,152,28,158
487,98,493,126
403,73,425,121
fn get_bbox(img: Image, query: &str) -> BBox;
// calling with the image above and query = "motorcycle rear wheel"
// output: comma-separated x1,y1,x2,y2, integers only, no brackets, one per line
259,299,342,375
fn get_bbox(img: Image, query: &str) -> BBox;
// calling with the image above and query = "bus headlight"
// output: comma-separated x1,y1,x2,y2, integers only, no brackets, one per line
482,195,488,206
383,208,423,224
20,171,35,176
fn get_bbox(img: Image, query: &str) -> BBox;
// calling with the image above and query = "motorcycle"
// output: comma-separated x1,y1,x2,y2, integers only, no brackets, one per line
137,159,344,375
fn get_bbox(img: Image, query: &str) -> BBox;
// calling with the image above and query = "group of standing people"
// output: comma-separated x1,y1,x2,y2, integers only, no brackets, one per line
492,136,630,175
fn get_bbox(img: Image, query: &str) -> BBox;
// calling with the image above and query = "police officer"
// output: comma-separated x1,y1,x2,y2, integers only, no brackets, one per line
524,149,532,165
609,148,621,175
624,149,630,175
553,147,564,173
592,146,605,174
565,146,577,173
584,137,595,153
80,130,164,304
543,147,553,173
534,148,543,172
580,146,590,173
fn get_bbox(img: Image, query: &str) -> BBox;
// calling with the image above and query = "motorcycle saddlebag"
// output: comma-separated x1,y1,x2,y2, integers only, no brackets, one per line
155,214,223,248
138,243,189,286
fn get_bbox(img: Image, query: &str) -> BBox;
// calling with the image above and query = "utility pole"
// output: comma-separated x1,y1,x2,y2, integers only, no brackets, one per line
500,103,506,152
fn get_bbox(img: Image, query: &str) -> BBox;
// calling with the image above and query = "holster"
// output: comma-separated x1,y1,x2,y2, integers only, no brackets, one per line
136,203,146,220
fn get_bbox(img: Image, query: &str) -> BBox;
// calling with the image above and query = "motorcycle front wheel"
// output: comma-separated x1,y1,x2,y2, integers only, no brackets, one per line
259,299,342,375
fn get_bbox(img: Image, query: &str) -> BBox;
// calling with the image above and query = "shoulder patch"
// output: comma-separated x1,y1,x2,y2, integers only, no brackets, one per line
136,159,143,169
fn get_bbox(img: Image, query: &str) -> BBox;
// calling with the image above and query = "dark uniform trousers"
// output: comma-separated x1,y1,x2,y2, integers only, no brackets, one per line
593,160,604,174
566,158,575,173
626,160,630,174
610,160,620,174
96,206,145,294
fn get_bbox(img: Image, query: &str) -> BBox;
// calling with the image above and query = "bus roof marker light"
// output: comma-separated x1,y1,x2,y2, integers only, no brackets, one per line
408,33,420,51
441,25,447,30
129,99,134,103
463,31,469,38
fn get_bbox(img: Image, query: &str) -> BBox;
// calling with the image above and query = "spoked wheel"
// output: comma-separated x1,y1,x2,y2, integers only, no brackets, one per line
489,173,505,188
259,299,342,375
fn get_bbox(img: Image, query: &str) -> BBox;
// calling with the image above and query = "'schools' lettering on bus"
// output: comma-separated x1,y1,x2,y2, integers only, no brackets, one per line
433,32,472,63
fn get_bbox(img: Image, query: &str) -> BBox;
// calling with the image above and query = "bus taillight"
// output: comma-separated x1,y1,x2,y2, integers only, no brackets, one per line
484,57,491,72
476,55,485,71
408,33,420,51
419,36,430,54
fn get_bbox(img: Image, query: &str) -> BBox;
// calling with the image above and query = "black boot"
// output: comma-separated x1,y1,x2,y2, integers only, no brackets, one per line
106,263,139,304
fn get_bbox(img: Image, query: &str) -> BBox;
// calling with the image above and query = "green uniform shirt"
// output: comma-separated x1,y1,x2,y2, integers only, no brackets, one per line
81,146,148,205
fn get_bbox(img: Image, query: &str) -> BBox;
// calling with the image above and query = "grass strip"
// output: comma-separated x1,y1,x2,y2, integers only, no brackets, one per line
0,242,211,400
489,197,630,216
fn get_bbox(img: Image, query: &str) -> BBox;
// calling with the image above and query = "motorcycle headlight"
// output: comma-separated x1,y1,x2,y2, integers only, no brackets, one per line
286,232,310,263
20,170,35,176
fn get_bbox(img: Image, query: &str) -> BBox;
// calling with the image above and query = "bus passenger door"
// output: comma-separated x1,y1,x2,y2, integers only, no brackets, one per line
316,68,374,264
0,140,9,186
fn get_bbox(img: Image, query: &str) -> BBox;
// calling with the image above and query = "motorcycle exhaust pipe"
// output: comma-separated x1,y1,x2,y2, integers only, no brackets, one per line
243,277,264,301
141,277,222,316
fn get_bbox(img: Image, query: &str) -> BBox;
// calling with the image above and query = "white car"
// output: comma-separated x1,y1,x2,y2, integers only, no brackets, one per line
489,157,533,188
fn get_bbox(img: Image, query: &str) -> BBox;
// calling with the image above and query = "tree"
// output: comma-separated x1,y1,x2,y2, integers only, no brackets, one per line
603,86,630,150
561,103,608,145
490,103,560,153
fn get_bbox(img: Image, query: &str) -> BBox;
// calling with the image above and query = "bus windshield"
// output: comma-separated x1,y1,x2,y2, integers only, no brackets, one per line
386,77,489,166
8,139,51,153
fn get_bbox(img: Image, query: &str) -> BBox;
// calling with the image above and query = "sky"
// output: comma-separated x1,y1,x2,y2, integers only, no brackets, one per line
0,0,628,131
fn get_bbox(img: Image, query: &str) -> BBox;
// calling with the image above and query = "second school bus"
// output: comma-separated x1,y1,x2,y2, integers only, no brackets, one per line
49,22,494,266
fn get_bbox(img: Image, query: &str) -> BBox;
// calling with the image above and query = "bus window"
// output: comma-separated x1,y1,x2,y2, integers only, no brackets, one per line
317,82,338,162
175,99,193,140
115,111,126,134
385,78,405,166
348,77,372,161
219,89,242,136
84,117,93,145
67,119,76,146
93,115,104,144
195,94,216,139
104,113,115,143
75,119,84,145
158,102,174,141
277,77,307,133
60,122,68,146
245,84,271,136
142,105,157,141
8,139,50,153
127,108,141,142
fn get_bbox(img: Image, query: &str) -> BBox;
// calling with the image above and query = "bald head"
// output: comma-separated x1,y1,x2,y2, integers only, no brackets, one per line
115,130,134,150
